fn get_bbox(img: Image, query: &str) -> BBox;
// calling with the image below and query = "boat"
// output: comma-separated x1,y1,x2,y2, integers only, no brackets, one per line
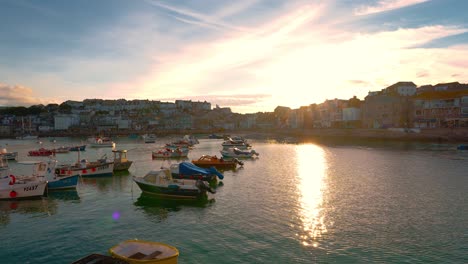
0,147,18,160
52,146,70,154
221,137,251,149
69,144,86,151
60,155,114,177
166,162,224,182
73,240,179,264
220,147,259,159
192,155,243,170
109,240,179,264
88,136,115,148
28,148,54,156
142,133,157,143
152,147,189,159
113,149,133,171
18,159,79,190
133,168,214,200
457,144,468,150
0,158,47,200
208,134,224,139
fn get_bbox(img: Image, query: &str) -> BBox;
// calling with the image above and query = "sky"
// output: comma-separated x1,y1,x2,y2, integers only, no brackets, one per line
1,0,467,113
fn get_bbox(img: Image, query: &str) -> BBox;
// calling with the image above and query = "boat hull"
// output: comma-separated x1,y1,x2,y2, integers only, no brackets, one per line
0,181,47,200
114,161,133,171
69,162,114,177
134,178,203,200
47,174,79,190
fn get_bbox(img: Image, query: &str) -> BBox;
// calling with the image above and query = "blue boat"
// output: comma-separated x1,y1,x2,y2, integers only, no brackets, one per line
457,144,468,150
69,145,86,151
18,159,80,190
47,174,80,190
168,162,224,182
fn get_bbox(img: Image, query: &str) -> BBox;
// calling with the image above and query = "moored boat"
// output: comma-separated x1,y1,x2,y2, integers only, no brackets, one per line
152,147,189,159
220,147,259,159
28,148,54,156
133,168,214,200
113,149,133,171
69,145,87,151
457,144,468,150
142,133,157,143
19,159,79,190
0,159,47,200
60,155,114,177
192,155,243,170
166,162,224,182
109,239,179,264
0,147,18,160
88,136,115,148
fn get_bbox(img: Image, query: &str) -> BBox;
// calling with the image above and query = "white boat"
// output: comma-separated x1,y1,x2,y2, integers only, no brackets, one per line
88,136,115,148
61,155,114,177
152,147,189,159
0,160,47,200
220,147,259,159
142,133,157,143
221,137,251,149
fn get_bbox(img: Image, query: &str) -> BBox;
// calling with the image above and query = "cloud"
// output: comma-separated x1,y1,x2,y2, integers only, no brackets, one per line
354,0,429,16
0,83,42,106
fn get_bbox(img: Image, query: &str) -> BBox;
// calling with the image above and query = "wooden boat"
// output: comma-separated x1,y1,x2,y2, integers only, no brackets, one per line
133,168,214,200
69,145,86,151
220,147,259,159
152,147,189,159
113,149,133,171
28,148,54,156
109,240,179,264
192,155,243,170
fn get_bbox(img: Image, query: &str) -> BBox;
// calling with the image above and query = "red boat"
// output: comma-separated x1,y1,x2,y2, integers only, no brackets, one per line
28,148,54,156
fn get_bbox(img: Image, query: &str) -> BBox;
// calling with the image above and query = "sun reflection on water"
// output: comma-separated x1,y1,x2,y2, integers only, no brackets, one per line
295,144,328,247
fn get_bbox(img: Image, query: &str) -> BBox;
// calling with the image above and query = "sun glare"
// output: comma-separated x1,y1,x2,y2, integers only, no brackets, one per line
295,144,328,246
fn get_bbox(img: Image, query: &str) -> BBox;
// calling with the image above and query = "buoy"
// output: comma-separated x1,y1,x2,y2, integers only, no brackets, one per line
9,190,17,198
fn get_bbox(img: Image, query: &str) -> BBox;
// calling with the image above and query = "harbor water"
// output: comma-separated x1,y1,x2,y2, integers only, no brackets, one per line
0,137,467,263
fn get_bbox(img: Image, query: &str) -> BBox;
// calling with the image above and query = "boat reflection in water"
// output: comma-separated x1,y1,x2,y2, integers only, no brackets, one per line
295,144,328,248
46,189,80,202
0,197,58,226
134,193,214,221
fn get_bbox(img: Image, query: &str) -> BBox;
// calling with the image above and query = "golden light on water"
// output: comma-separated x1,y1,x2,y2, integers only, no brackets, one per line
295,144,328,246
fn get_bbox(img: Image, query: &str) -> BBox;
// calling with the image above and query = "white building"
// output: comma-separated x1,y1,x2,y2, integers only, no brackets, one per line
54,114,79,130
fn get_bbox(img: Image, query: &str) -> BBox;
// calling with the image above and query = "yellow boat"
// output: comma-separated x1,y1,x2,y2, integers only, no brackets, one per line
109,239,179,264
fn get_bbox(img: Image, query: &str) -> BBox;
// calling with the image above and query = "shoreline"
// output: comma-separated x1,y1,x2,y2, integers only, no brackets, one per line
3,128,468,143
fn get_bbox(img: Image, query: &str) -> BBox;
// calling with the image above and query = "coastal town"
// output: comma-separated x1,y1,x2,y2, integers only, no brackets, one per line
1,81,467,141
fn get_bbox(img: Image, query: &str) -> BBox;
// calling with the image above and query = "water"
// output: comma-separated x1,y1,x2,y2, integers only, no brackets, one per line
0,137,467,263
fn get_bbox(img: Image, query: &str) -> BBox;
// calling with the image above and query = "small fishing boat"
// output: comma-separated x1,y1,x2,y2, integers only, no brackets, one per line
109,240,179,264
69,145,86,151
166,162,224,182
52,146,70,154
133,168,214,200
221,137,251,149
192,155,243,170
0,158,47,200
60,155,114,177
88,136,115,148
113,149,133,171
220,147,259,159
28,148,54,156
152,147,189,159
457,144,468,150
0,147,18,160
19,159,79,190
142,133,157,143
